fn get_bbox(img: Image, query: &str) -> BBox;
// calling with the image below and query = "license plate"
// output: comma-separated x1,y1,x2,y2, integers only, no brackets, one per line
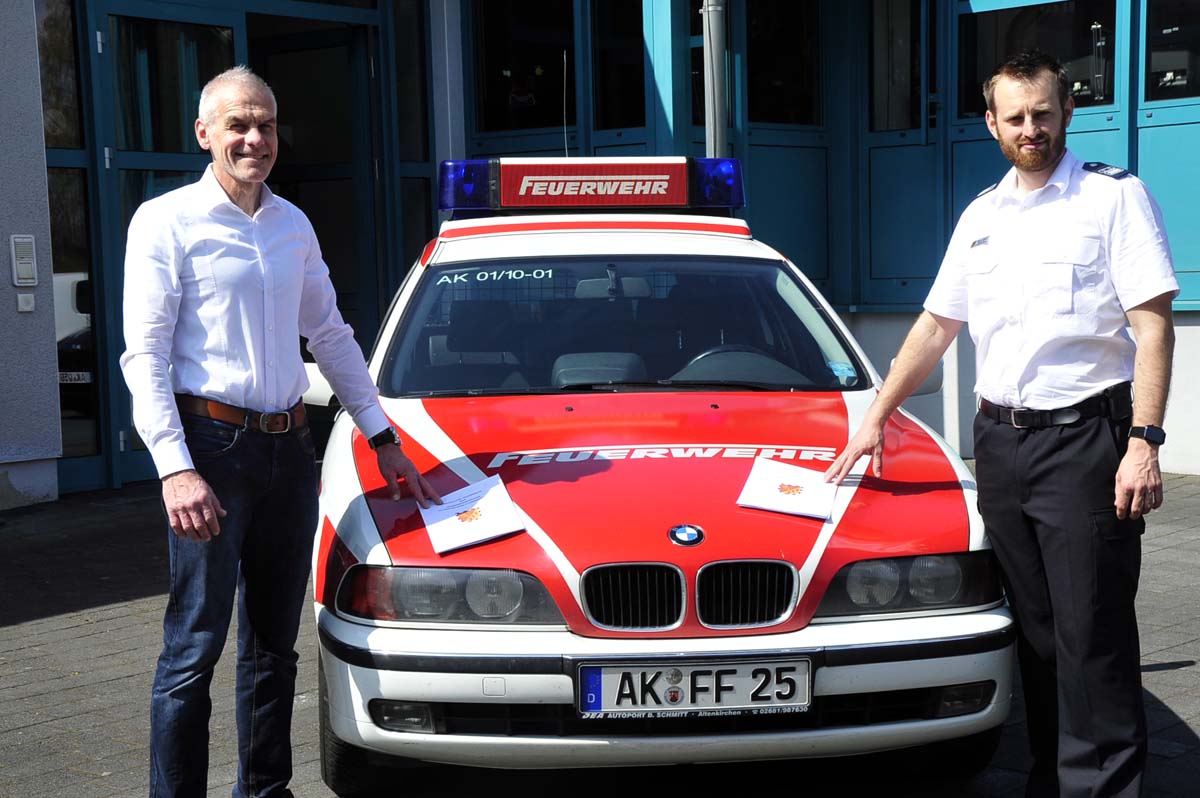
577,658,811,718
58,371,93,384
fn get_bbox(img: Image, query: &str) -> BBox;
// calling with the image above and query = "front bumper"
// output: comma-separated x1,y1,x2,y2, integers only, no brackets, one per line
317,606,1014,768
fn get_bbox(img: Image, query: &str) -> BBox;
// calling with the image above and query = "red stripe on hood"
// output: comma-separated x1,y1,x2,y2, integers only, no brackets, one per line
353,393,968,637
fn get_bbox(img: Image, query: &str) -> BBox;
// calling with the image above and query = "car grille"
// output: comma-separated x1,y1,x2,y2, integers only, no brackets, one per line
697,561,795,627
413,682,995,736
582,564,684,629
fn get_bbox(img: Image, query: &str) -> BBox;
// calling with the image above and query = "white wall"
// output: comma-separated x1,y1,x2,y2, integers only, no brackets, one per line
0,0,60,509
1159,311,1198,475
840,310,1198,477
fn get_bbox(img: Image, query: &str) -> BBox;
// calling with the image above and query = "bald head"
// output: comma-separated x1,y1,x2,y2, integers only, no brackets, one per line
198,66,276,125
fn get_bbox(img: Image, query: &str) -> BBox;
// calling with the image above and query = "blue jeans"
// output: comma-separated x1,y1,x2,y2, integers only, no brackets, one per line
149,415,318,798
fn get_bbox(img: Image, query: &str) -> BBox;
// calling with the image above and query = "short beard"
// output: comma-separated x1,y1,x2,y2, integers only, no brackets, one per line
1000,126,1067,172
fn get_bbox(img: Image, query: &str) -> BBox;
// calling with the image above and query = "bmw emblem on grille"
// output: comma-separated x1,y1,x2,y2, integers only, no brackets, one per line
669,524,704,546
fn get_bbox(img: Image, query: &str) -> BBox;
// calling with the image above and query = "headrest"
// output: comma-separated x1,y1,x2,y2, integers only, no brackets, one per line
447,300,515,352
551,352,648,388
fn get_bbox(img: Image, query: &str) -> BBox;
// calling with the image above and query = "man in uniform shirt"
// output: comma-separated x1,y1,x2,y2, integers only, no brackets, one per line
121,66,440,798
825,51,1176,797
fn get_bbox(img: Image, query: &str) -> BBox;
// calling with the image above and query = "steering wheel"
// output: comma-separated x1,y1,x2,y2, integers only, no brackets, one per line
683,344,770,368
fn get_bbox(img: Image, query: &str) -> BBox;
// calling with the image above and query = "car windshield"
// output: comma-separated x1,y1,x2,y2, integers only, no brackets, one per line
379,256,867,397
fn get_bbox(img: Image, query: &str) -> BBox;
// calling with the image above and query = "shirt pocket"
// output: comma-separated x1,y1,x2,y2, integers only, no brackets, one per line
962,252,1006,328
1034,237,1102,315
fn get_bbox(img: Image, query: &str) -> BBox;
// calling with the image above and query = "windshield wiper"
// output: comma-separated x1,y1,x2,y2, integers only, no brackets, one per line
400,387,564,398
555,380,795,392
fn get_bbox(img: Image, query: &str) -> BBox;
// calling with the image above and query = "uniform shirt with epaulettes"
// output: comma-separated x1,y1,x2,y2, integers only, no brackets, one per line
924,149,1178,411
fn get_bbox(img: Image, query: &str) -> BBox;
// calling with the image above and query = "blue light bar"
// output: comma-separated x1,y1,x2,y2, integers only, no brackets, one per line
437,160,494,211
437,157,745,214
690,158,744,209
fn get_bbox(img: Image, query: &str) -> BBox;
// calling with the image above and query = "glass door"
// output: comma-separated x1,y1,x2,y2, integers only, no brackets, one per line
248,16,381,348
85,0,244,486
587,0,652,156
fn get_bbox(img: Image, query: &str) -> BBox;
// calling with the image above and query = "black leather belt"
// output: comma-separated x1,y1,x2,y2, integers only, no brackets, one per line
979,382,1132,429
176,393,306,434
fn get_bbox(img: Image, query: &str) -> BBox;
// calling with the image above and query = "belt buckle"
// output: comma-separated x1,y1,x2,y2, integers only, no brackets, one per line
258,411,291,434
1010,409,1034,429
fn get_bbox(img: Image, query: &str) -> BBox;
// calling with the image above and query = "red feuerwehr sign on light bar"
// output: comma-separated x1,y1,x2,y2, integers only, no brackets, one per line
499,157,689,208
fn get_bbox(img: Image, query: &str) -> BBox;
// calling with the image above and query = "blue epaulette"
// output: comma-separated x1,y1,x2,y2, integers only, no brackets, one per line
1082,162,1132,179
975,182,998,198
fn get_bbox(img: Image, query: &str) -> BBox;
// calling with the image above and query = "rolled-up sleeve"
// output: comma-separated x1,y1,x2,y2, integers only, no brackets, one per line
296,216,390,439
119,205,193,477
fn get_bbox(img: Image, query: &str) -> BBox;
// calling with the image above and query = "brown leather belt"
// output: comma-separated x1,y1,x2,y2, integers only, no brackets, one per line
979,382,1132,429
176,393,305,434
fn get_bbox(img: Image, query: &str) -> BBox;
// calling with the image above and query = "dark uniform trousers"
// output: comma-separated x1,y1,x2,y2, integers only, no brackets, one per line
974,408,1145,798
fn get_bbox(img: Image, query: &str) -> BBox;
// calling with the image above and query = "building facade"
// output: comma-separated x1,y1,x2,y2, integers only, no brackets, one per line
2,0,1196,508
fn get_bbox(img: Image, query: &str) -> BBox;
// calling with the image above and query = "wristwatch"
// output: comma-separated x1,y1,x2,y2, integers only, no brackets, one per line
1128,425,1166,446
367,426,401,450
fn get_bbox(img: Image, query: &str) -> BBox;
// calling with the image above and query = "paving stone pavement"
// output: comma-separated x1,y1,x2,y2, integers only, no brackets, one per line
1,474,1198,797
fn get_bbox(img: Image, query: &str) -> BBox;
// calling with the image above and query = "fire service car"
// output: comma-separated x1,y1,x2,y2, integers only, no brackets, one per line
311,157,1013,794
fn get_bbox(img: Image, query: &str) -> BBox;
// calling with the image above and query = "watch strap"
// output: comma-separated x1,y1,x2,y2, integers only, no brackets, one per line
1128,425,1166,446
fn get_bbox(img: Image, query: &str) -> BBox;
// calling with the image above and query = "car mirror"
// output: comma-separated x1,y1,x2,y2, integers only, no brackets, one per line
575,277,651,299
74,279,92,315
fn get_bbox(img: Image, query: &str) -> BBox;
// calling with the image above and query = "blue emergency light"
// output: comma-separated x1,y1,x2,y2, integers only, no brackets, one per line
438,157,744,214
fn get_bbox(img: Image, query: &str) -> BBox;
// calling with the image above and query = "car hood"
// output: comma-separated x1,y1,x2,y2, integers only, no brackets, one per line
344,391,977,636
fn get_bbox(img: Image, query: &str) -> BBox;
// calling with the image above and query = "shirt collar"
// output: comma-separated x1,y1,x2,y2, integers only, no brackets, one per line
197,164,279,213
993,148,1077,205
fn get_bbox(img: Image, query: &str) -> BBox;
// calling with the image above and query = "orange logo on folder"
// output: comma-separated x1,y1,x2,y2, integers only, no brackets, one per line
778,484,804,496
457,507,483,523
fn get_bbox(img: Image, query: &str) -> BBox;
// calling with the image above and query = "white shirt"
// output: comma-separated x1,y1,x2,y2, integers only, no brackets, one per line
120,166,389,477
924,150,1178,410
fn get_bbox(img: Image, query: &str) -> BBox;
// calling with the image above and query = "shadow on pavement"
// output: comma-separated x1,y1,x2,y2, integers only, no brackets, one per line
0,481,166,627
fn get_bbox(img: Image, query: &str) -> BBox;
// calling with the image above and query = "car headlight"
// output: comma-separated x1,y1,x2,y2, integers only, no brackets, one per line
336,565,564,624
814,552,1002,618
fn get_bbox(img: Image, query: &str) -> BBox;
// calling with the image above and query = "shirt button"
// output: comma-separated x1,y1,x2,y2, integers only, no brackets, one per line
268,361,273,367
268,325,273,331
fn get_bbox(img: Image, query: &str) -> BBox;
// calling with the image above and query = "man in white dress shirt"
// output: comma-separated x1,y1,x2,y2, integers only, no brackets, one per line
825,51,1176,797
121,66,439,798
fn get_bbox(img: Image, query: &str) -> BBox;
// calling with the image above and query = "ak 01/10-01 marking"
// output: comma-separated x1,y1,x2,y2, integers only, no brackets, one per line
434,269,553,285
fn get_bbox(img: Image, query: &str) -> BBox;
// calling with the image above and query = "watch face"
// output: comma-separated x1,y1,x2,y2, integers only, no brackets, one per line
370,427,398,449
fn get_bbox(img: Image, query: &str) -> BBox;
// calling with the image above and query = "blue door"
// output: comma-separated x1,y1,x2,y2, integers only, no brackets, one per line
1135,0,1200,306
67,0,395,492
861,0,946,306
73,0,246,490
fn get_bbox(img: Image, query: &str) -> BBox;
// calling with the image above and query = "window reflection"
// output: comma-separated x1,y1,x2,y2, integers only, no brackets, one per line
48,169,98,457
870,0,922,132
592,0,645,130
113,17,234,153
748,0,820,125
473,0,575,133
395,0,430,160
1147,1,1200,102
36,0,84,149
958,0,1116,118
266,46,353,165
